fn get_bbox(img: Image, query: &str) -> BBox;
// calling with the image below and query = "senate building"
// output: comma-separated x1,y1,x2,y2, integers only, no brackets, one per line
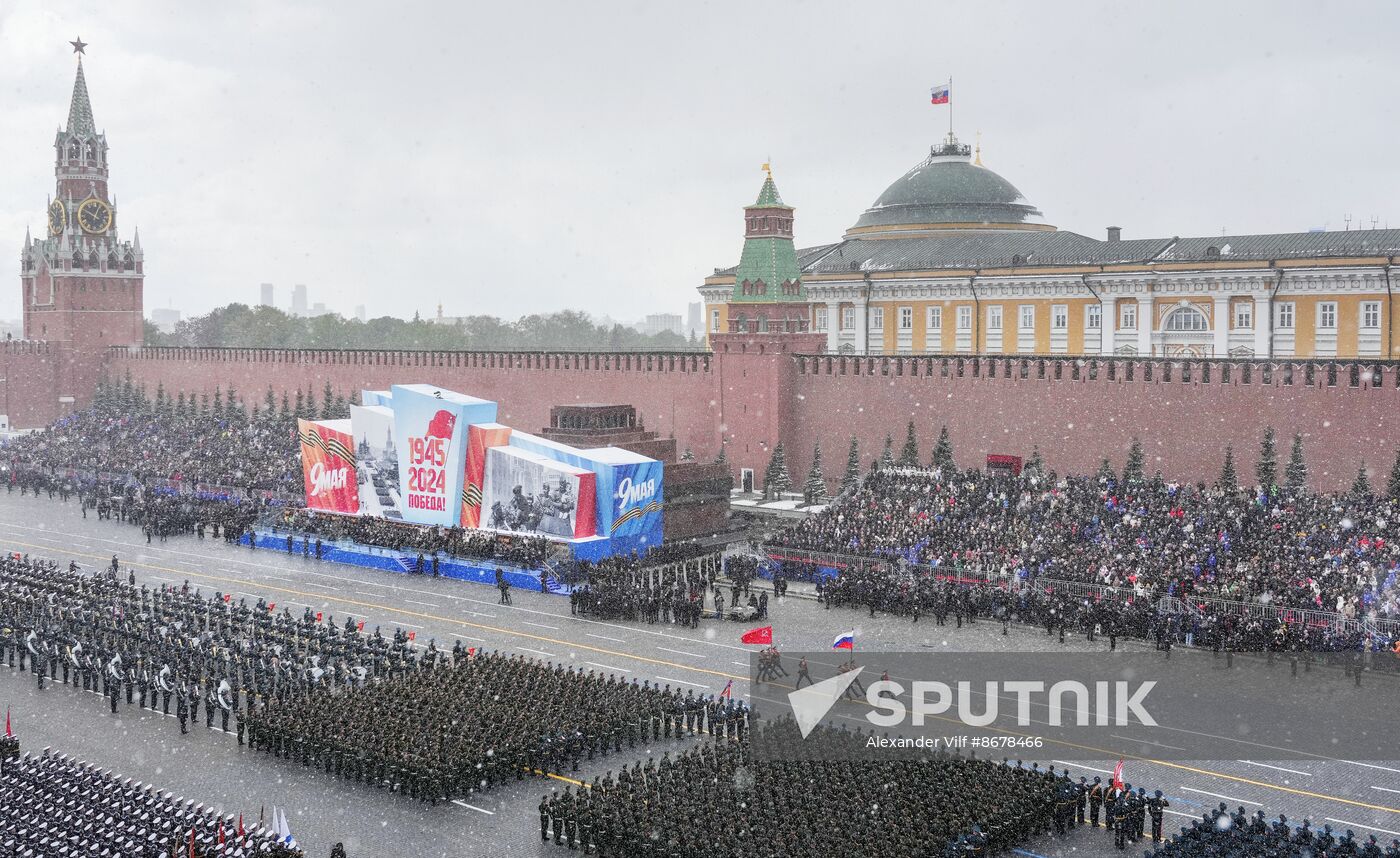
699,133,1399,360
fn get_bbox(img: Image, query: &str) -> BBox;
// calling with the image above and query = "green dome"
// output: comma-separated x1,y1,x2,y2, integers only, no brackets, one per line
849,139,1047,236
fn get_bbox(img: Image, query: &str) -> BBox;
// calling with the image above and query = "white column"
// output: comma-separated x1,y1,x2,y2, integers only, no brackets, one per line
1212,295,1230,358
1100,295,1116,355
1253,293,1272,357
825,302,840,353
1136,296,1153,356
852,299,868,354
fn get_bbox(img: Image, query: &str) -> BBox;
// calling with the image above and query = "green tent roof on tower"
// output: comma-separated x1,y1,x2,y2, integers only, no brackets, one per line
732,170,803,303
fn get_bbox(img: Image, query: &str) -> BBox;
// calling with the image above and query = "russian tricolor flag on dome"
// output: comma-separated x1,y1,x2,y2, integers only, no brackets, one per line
832,631,855,651
929,83,950,104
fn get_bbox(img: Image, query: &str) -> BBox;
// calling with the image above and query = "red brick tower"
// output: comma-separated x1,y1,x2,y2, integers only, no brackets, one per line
19,40,144,413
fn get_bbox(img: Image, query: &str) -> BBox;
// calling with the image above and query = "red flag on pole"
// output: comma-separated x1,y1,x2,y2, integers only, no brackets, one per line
740,625,773,645
316,611,323,623
223,593,231,603
238,813,244,837
1112,759,1124,791
356,620,365,632
267,603,275,611
408,631,416,641
5,706,10,738
219,823,226,851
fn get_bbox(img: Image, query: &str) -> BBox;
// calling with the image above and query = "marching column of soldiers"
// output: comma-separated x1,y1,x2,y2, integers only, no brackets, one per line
1153,803,1400,857
0,553,422,748
538,717,1059,858
0,745,301,856
247,648,752,805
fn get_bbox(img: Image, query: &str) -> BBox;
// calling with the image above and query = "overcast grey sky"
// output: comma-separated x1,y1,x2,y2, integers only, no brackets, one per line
1,1,1396,324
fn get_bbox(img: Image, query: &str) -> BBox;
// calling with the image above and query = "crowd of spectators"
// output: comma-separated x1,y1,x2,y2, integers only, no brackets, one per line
270,508,551,569
771,455,1400,623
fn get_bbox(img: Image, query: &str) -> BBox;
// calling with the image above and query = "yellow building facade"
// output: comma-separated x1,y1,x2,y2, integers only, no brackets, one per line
701,134,1398,360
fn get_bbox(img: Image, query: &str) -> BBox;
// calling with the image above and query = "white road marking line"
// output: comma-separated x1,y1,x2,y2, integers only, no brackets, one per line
658,647,701,658
586,633,625,643
467,611,497,619
585,662,632,673
518,647,555,658
394,622,424,629
260,574,291,582
731,661,749,666
1181,787,1260,806
656,677,709,690
405,599,439,608
1052,761,1116,775
1237,760,1312,777
354,591,382,597
1345,761,1400,775
1370,786,1400,795
451,800,495,815
1163,809,1197,819
236,593,260,600
451,633,487,643
1325,818,1400,838
302,582,338,590
1110,734,1187,751
523,621,560,630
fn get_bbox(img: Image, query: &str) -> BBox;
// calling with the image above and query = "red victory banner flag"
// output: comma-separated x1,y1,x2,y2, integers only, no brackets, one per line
740,625,772,645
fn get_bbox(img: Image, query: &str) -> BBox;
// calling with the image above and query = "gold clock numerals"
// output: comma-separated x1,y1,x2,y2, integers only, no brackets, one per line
48,200,66,236
77,198,112,235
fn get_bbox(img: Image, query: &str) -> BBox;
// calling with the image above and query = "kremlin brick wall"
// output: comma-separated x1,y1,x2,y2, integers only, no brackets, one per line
100,340,1400,492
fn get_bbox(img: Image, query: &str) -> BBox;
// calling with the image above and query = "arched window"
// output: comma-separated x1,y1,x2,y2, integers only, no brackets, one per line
107,252,118,269
124,252,134,271
72,250,84,270
68,140,81,160
1164,306,1208,332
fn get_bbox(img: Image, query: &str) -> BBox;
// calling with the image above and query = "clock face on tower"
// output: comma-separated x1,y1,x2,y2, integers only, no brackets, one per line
77,197,112,235
47,200,66,236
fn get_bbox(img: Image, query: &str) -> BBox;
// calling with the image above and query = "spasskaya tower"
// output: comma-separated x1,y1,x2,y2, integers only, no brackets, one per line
18,38,144,411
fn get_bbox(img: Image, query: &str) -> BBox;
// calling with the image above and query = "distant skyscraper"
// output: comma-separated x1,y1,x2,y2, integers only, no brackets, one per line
149,307,181,333
291,284,308,316
640,313,684,337
310,302,327,316
686,302,702,336
260,282,274,307
354,304,366,322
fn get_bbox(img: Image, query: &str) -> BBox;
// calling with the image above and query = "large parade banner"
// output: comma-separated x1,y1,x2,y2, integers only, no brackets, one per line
297,418,359,514
389,385,497,527
481,445,597,538
349,404,400,518
298,385,662,557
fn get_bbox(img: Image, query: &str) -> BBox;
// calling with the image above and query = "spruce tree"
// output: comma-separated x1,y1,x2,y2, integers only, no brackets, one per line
293,389,304,417
175,391,187,417
878,434,895,470
1351,462,1372,498
1285,432,1308,493
763,442,792,500
154,383,167,414
714,441,728,465
333,393,347,418
1122,437,1145,486
931,425,954,472
1256,427,1277,490
899,420,920,467
304,384,317,419
680,447,695,462
225,385,239,417
1097,457,1115,484
280,391,291,418
264,385,277,413
212,386,224,416
199,392,210,416
803,443,827,505
841,436,861,495
322,381,336,419
1389,448,1400,500
1218,445,1238,492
